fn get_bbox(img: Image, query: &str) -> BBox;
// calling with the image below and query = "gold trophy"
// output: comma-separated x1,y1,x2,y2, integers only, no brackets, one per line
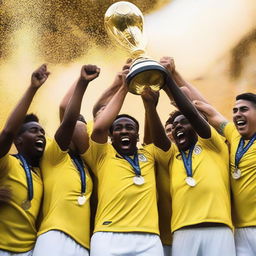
104,1,169,95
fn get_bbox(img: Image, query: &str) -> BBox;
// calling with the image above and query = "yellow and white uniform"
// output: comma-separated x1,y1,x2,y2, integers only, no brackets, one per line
83,139,171,234
224,122,256,255
35,139,93,251
224,122,256,227
0,154,43,253
82,138,171,256
170,127,235,256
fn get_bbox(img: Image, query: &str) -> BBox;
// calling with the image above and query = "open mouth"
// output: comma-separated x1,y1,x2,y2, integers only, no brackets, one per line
35,139,45,151
175,130,186,144
121,137,131,147
235,119,247,129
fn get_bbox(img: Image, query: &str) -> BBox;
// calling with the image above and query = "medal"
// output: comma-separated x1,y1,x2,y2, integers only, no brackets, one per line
21,200,31,210
133,176,145,185
232,168,241,179
70,153,87,206
185,177,196,187
14,154,34,211
77,195,86,205
234,134,256,180
181,144,196,187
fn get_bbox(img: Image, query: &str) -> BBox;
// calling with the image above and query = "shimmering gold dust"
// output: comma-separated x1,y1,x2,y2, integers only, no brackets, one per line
0,0,170,63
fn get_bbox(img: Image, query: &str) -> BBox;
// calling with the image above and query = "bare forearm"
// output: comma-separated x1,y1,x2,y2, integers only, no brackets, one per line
144,104,170,151
94,86,128,131
55,79,89,150
0,85,40,158
166,77,211,138
59,80,77,121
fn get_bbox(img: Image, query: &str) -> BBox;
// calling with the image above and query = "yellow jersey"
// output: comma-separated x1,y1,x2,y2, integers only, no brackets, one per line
224,122,256,227
0,154,43,252
82,139,171,235
38,139,93,249
170,127,232,232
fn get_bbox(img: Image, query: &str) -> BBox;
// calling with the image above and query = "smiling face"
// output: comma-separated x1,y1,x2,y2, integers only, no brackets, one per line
233,99,256,139
15,121,46,165
110,117,139,156
171,114,198,151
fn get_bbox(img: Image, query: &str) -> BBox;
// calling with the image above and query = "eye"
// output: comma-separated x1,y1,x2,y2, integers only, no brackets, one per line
113,126,122,131
29,127,37,133
233,108,238,114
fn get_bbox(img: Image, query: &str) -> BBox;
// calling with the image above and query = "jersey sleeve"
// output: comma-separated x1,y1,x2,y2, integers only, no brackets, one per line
200,126,227,152
42,138,68,165
223,122,237,143
81,137,108,175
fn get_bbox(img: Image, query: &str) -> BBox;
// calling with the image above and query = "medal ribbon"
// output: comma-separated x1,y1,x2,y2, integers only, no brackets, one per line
14,154,33,201
121,150,141,176
70,154,86,195
235,133,256,168
180,144,196,178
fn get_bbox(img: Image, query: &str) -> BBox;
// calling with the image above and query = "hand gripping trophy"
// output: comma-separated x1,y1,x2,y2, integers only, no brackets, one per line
104,1,170,95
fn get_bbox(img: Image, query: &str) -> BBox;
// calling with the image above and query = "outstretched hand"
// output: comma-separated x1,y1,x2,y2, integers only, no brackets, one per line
141,87,159,107
160,56,175,73
31,64,50,88
80,64,100,82
120,60,132,88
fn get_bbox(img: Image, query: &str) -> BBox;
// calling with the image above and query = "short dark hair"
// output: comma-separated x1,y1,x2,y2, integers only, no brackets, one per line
165,110,182,126
17,113,39,135
109,114,139,134
24,113,39,123
236,93,256,106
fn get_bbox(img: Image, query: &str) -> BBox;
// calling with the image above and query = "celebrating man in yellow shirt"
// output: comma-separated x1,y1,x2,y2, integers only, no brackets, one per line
160,57,235,256
82,66,171,256
195,93,256,256
0,65,49,255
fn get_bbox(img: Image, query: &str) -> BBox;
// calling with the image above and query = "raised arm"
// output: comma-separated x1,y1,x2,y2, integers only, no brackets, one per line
59,80,77,122
160,57,208,104
55,65,100,151
164,69,211,139
92,59,132,118
91,68,129,144
141,88,171,151
194,100,228,135
0,64,50,158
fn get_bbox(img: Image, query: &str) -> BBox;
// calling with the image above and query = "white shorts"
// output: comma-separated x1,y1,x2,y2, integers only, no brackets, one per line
163,245,171,256
32,230,89,256
0,249,33,256
235,227,256,256
172,226,235,256
90,232,164,256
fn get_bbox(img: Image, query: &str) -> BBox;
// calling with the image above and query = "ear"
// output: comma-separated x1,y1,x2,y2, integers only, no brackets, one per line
137,134,140,142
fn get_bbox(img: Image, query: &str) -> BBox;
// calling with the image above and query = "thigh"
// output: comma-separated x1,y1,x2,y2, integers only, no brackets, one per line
172,229,201,256
33,230,89,256
235,227,256,256
203,227,235,256
90,232,164,256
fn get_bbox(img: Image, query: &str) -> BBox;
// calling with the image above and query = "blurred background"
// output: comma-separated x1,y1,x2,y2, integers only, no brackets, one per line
0,0,256,138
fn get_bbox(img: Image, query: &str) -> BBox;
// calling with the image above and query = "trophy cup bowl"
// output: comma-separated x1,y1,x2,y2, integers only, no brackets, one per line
104,1,169,95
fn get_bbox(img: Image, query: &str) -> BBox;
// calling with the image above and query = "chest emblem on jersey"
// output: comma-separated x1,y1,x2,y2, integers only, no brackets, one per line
194,145,202,155
138,154,147,162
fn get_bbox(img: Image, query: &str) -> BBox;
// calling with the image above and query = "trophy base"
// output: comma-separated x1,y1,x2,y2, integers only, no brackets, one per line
126,58,169,95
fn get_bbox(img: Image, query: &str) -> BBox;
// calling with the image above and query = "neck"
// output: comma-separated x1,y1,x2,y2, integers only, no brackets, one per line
18,152,40,167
